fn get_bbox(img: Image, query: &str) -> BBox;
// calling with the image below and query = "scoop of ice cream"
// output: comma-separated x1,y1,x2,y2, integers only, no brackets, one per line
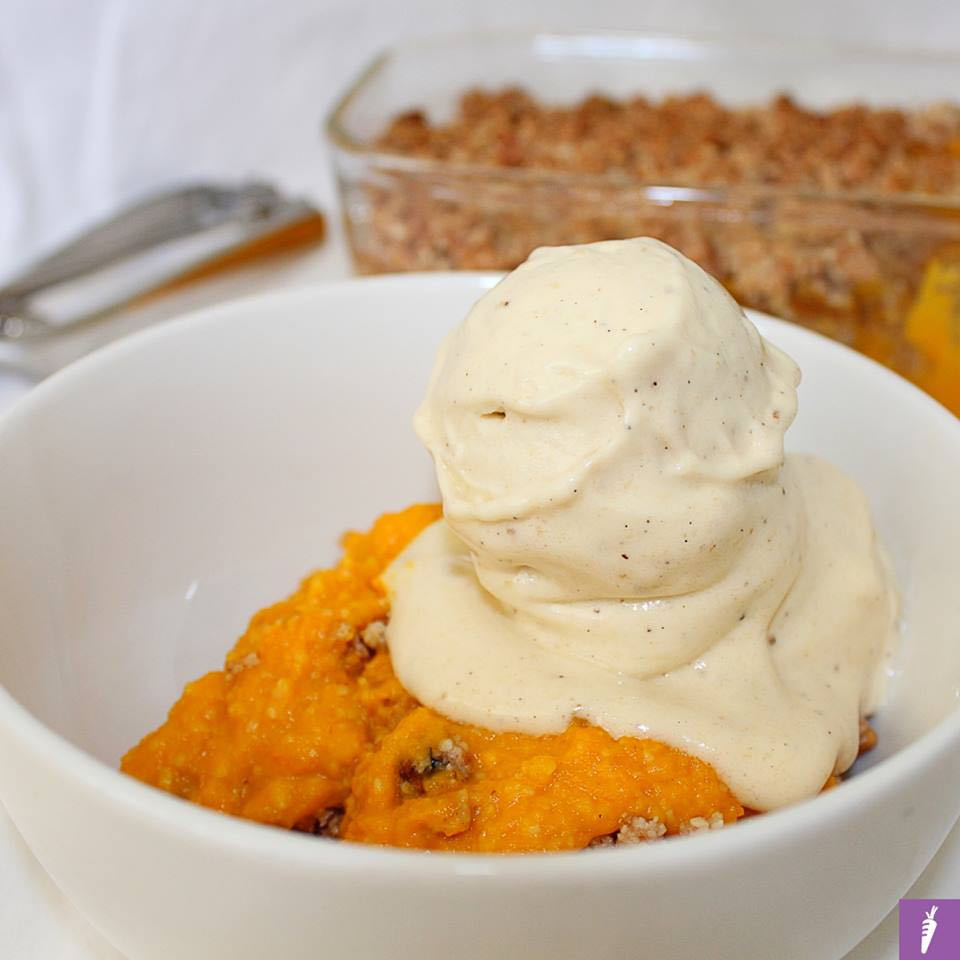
386,237,897,810
414,239,804,675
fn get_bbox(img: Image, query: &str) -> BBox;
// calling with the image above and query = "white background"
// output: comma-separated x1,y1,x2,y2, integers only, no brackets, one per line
1,1,959,956
2,0,960,280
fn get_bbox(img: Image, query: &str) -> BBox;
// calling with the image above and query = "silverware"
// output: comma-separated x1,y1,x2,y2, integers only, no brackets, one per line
0,182,325,343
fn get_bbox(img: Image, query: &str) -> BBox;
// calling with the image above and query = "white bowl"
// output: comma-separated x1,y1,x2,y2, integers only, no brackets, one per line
0,275,958,960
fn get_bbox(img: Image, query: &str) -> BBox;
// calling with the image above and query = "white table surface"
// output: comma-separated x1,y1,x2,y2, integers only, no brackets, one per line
1,226,958,959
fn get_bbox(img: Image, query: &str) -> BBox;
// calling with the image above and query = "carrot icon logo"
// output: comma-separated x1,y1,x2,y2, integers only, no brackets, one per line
900,898,958,958
921,905,938,955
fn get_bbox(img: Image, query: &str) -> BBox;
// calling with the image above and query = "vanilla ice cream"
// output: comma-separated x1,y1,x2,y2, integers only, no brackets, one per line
384,238,898,810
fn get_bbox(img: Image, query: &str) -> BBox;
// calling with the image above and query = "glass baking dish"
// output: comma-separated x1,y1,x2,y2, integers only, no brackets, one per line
327,31,960,414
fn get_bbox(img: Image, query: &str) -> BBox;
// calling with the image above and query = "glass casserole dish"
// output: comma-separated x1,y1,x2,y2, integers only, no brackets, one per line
327,31,960,414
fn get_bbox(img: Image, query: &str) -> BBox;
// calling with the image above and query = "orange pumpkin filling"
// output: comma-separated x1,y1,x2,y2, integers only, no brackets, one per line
121,504,750,852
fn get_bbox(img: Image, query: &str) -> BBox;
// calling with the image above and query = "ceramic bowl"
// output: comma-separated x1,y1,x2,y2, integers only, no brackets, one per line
0,274,958,960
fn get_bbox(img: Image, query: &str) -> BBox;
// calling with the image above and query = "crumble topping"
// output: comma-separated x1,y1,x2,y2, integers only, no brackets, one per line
226,651,260,676
678,812,726,835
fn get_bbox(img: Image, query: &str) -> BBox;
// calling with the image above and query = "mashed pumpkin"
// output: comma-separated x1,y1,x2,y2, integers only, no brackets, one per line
122,505,746,852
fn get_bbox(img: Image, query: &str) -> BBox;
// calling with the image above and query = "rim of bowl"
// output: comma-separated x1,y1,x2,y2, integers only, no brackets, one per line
0,272,958,881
